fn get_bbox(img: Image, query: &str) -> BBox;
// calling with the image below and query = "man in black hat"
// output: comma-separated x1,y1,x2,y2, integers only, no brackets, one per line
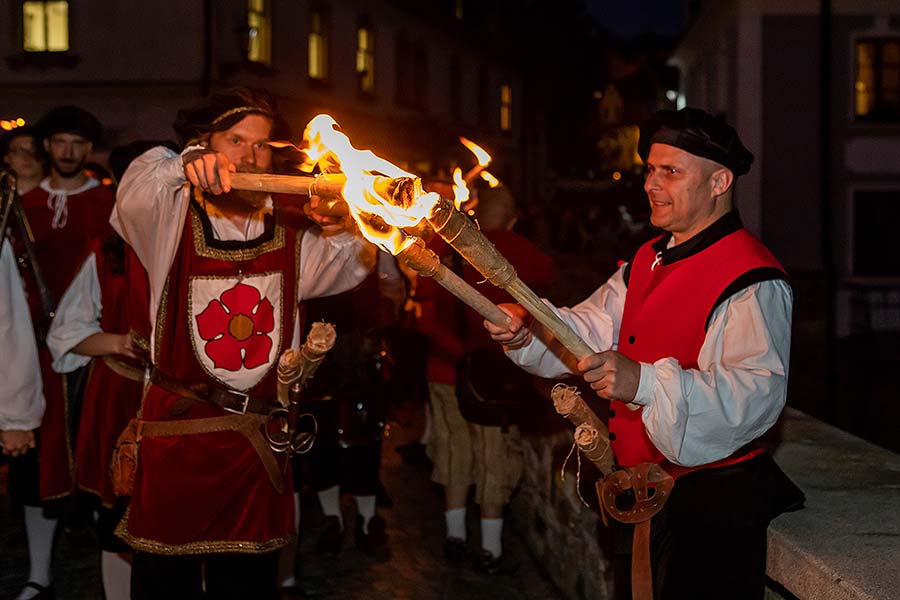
485,107,803,598
7,106,114,600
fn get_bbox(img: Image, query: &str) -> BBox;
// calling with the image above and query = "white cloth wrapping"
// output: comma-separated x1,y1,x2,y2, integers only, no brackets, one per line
46,253,102,374
505,263,793,467
0,239,44,431
110,145,375,356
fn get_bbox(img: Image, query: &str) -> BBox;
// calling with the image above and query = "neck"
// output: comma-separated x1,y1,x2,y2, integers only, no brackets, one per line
671,197,733,245
49,170,88,191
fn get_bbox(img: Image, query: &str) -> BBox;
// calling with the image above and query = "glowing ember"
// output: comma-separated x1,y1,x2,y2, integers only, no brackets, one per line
459,136,492,167
302,114,439,254
452,167,469,211
480,171,501,188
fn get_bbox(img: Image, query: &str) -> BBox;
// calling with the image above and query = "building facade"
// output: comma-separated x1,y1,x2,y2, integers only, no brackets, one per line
671,0,900,337
1,0,529,197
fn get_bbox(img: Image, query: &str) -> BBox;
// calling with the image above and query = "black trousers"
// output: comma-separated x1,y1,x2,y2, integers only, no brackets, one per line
613,453,804,600
301,440,383,496
131,551,279,600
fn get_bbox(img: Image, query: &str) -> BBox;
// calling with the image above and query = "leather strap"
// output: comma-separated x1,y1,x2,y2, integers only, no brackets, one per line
149,367,280,416
631,520,653,600
139,414,284,493
102,357,146,383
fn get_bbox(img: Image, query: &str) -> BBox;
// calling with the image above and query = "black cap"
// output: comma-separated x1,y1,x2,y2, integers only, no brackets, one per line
638,108,754,176
35,105,103,144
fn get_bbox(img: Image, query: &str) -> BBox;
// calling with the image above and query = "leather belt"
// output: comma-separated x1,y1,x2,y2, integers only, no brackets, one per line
149,367,279,416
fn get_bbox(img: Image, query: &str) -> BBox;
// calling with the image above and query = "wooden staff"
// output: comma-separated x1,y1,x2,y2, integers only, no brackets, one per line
463,164,487,184
230,172,420,219
427,196,638,411
398,238,510,328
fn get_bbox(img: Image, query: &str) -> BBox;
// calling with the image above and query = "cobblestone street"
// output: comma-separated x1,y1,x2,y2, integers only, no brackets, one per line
0,419,562,600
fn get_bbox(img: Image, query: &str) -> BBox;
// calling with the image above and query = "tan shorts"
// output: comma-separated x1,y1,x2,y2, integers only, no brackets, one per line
426,382,524,506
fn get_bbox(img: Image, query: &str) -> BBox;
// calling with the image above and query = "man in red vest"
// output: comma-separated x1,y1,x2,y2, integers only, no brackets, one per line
485,108,803,599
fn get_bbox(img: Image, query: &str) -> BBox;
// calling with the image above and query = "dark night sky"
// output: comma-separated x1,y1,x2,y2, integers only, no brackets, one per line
586,0,686,39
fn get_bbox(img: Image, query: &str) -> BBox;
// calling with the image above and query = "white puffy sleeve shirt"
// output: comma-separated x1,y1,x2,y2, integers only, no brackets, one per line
46,254,102,374
111,146,375,353
0,239,44,431
505,263,793,467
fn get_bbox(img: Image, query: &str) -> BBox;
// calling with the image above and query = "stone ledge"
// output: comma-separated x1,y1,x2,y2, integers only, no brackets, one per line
767,408,900,600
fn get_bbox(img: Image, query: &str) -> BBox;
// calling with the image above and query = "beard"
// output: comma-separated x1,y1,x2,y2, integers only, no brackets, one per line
51,157,86,178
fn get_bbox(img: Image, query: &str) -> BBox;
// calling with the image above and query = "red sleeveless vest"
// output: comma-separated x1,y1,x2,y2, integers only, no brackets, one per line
610,228,785,468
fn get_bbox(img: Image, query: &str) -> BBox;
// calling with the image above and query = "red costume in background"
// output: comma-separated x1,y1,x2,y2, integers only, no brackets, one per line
17,179,115,501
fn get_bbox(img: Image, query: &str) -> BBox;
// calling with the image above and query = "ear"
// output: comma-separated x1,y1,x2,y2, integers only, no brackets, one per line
710,167,734,196
43,138,51,153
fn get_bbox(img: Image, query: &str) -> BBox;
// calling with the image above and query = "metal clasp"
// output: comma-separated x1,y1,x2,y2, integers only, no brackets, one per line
222,391,250,415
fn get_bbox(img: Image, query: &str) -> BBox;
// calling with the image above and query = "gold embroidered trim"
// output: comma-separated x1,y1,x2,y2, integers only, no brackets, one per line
189,204,285,262
292,228,305,333
153,276,172,366
186,271,285,391
130,328,150,353
115,507,294,555
210,106,271,127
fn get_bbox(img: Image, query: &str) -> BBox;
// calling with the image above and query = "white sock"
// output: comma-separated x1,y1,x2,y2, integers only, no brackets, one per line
420,403,433,444
355,495,376,534
445,507,466,540
481,518,503,558
317,485,343,528
23,505,57,586
101,551,131,600
279,492,302,587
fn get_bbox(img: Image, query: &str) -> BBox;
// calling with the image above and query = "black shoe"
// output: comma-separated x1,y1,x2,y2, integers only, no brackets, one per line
443,537,467,563
315,515,344,555
356,514,389,558
473,549,517,575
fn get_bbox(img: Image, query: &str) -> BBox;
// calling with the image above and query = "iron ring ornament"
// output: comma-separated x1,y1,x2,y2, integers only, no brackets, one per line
265,408,318,455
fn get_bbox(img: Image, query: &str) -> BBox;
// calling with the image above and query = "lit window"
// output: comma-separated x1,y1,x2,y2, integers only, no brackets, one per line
855,38,900,122
23,1,69,52
247,0,271,65
357,24,375,94
309,8,329,80
500,84,512,131
455,0,464,20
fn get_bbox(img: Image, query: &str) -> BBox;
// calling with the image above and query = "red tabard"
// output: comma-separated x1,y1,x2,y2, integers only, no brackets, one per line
610,229,785,468
74,239,145,507
118,204,302,554
17,181,116,501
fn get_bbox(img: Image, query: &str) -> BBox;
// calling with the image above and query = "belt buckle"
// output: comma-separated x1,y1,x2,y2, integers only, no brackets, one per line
223,390,250,415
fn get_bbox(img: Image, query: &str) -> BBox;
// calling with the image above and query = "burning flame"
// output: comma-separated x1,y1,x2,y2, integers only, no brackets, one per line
480,171,501,188
452,167,469,210
303,115,438,255
459,137,492,167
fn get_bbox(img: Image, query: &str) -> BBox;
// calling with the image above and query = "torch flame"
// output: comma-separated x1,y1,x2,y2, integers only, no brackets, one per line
452,167,469,211
480,170,501,188
459,136,492,167
303,114,438,255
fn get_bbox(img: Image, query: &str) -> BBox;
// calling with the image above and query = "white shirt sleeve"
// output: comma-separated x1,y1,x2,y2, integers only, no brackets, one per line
297,230,376,301
46,254,102,373
634,279,793,466
504,264,627,377
111,145,192,335
0,239,44,431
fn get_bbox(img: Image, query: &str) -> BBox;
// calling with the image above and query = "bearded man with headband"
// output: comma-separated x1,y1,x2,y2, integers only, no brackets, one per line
112,88,374,598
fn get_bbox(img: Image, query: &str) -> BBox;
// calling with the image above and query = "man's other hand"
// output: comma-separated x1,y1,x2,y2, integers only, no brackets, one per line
484,303,532,349
305,195,354,235
578,350,640,402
